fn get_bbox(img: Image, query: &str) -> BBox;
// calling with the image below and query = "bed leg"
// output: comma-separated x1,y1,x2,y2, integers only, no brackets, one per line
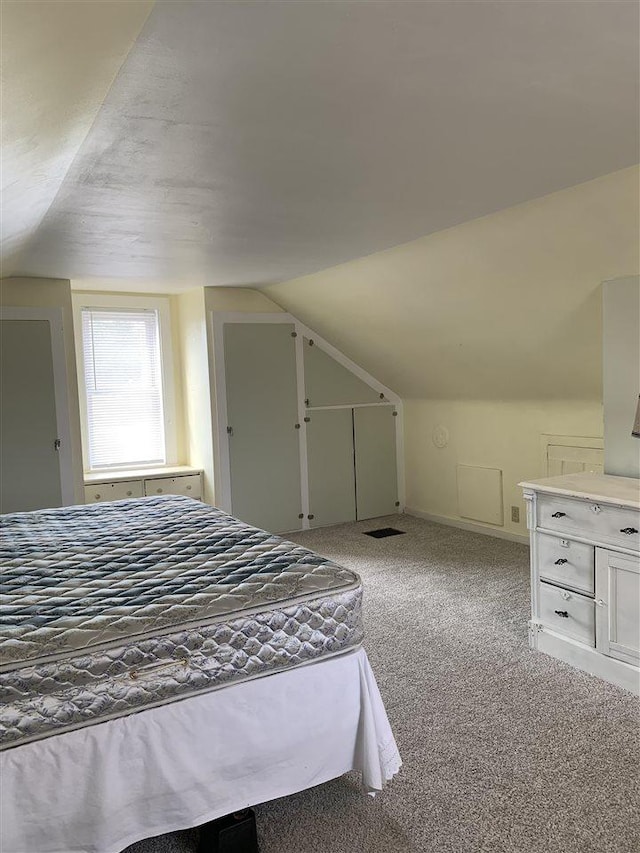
196,809,259,853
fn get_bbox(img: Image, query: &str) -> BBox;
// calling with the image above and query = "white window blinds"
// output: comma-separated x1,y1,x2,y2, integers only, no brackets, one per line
81,308,166,469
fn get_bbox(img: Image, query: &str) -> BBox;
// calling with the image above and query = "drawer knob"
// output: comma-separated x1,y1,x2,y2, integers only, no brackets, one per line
157,488,163,493
620,527,638,535
94,494,101,500
554,558,568,565
591,504,602,514
551,512,566,518
554,610,569,618
186,485,192,490
126,491,132,497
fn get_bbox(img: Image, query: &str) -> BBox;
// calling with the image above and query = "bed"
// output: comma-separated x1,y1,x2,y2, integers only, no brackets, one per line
1,496,400,852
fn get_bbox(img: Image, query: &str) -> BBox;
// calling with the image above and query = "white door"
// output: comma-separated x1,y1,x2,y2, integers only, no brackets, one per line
595,548,640,666
306,408,356,528
354,405,398,520
223,322,302,533
547,444,604,476
1,311,72,512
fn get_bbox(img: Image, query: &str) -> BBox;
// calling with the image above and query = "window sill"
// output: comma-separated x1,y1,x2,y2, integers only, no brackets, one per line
84,465,202,485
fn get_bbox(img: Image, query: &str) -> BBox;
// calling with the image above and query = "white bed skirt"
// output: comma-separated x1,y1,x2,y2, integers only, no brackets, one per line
1,648,401,853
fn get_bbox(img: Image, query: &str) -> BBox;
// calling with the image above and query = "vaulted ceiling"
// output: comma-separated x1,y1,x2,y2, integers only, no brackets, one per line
1,0,153,276
2,0,638,290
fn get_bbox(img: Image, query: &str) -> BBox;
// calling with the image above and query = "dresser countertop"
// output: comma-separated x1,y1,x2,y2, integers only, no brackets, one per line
519,472,640,510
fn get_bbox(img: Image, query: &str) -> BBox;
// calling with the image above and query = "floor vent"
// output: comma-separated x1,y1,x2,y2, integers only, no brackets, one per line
364,527,406,539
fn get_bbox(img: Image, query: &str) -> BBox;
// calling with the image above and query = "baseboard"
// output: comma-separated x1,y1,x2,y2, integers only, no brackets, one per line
531,625,640,695
404,507,530,546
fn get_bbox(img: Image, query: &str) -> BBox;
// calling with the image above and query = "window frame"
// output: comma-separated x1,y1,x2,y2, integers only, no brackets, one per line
72,293,177,473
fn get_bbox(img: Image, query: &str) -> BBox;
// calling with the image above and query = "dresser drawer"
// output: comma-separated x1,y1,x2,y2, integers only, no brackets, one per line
144,474,202,499
84,480,144,503
538,582,595,646
536,533,594,595
537,494,640,551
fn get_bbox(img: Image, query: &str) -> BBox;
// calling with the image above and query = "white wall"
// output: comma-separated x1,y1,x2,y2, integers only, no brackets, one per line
176,288,215,503
603,276,640,478
262,167,639,537
405,399,603,539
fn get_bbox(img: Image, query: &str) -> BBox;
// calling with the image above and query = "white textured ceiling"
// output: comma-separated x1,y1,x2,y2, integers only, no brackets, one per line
0,0,153,276
3,0,639,290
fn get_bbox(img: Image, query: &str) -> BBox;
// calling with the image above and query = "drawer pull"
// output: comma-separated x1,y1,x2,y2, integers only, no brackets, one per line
620,527,638,535
126,491,132,497
186,485,192,490
554,610,569,618
551,512,566,518
94,494,101,500
156,488,163,493
554,558,568,565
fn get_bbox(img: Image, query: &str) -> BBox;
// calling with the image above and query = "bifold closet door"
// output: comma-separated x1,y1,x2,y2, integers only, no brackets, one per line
306,409,356,528
0,319,62,512
223,323,301,533
354,406,398,520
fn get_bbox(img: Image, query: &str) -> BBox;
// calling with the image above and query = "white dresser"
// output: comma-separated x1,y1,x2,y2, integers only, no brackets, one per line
520,473,639,694
84,466,204,504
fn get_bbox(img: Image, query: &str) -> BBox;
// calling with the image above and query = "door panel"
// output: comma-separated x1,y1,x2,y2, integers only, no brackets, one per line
304,338,381,407
595,548,640,665
547,444,604,476
306,409,356,528
354,406,398,520
1,319,62,512
223,323,301,533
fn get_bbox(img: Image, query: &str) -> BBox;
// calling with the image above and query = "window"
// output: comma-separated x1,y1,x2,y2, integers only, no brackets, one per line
74,295,176,471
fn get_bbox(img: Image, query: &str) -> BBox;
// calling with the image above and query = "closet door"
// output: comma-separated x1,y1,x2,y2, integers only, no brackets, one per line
354,406,398,520
1,317,64,512
306,409,356,528
223,322,301,533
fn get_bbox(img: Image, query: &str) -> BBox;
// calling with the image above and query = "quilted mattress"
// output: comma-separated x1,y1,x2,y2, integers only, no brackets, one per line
0,496,363,749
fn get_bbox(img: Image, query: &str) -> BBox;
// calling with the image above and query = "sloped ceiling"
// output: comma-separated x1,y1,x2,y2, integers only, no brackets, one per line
263,167,640,401
1,0,638,288
1,0,154,275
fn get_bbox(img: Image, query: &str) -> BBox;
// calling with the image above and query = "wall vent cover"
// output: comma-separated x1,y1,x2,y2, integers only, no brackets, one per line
364,527,405,539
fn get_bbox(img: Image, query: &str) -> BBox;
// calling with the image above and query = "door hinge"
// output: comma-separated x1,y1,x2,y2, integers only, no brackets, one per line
226,426,233,436
54,439,61,451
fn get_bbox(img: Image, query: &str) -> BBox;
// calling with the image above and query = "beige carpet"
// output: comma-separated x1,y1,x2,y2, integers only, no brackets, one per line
125,515,640,853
